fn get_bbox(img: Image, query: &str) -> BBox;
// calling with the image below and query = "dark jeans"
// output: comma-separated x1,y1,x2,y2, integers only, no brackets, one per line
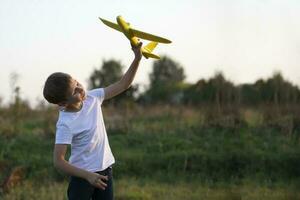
67,167,113,200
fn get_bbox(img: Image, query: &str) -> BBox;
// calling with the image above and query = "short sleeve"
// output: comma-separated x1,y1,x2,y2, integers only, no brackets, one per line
55,122,73,144
88,88,105,104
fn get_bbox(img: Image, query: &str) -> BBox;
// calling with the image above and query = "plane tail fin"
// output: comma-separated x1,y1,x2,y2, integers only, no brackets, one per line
142,42,160,59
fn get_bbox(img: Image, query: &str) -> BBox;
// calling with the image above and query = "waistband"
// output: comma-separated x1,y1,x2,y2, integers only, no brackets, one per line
95,166,112,176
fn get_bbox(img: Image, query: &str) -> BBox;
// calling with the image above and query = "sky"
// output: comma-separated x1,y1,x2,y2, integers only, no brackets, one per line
1,0,300,106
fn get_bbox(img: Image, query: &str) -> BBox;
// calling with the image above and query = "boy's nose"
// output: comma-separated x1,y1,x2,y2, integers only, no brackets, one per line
78,87,85,95
77,86,83,92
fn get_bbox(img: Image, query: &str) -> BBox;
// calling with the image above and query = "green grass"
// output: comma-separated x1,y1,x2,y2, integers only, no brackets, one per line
2,179,300,200
1,106,300,199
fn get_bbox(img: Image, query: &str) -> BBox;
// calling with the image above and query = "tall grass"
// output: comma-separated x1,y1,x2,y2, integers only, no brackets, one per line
2,179,300,200
0,105,300,199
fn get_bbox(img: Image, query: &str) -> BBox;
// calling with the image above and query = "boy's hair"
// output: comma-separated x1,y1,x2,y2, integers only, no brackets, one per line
43,72,72,104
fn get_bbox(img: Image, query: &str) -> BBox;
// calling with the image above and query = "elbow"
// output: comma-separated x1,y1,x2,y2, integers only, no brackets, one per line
53,156,64,170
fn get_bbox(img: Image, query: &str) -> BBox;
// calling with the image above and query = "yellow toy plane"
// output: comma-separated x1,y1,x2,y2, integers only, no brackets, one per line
99,15,172,59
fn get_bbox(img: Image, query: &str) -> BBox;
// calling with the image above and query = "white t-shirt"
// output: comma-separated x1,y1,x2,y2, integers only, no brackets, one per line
55,88,115,172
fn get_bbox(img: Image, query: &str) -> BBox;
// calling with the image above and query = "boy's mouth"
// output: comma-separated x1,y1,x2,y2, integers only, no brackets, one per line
82,91,86,100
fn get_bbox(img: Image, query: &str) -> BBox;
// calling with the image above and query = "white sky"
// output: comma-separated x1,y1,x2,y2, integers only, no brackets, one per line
1,0,300,106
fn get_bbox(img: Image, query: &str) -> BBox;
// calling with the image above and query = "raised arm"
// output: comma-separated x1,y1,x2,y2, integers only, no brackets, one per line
104,42,142,100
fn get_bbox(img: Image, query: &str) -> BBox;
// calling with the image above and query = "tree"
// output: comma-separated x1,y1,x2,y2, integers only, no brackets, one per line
88,59,137,105
183,72,238,107
238,72,300,106
141,56,186,104
89,60,123,88
239,83,260,105
258,72,300,105
149,56,185,85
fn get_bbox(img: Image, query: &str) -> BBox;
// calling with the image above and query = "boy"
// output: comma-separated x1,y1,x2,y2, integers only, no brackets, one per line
43,43,142,200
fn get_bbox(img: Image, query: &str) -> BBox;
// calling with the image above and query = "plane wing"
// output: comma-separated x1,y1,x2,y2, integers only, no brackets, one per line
130,28,172,44
99,17,172,44
99,17,122,32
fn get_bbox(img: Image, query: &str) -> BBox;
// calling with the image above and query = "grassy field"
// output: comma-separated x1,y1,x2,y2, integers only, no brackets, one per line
2,179,300,200
0,105,300,199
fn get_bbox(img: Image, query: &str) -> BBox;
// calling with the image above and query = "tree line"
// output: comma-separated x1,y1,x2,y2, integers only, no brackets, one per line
89,56,300,106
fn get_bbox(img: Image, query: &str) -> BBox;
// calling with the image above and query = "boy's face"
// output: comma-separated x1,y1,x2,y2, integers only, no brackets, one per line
63,78,86,106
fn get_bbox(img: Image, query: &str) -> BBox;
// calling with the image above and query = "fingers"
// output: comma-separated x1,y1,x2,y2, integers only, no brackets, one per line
137,41,143,47
131,41,143,50
94,179,107,190
94,180,106,190
93,175,108,190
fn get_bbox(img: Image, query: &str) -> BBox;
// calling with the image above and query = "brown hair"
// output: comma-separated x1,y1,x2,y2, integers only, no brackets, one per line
43,72,72,104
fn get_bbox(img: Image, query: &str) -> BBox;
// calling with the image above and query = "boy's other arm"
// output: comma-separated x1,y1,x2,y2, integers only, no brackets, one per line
53,144,108,190
104,42,142,100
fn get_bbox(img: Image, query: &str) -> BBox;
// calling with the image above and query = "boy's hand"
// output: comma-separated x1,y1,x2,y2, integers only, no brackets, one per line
131,41,143,61
86,172,108,190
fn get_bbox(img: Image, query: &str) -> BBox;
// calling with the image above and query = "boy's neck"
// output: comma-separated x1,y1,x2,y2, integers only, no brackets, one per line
63,101,83,112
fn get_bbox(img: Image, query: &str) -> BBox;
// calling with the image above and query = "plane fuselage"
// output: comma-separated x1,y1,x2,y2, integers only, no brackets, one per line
116,16,140,47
